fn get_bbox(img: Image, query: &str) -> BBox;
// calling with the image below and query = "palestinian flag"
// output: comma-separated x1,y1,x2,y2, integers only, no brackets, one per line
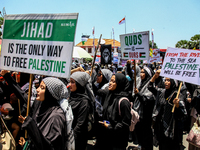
139,52,146,58
81,35,89,45
124,52,128,57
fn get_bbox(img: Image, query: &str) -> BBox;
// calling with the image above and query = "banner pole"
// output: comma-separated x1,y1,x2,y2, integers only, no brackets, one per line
172,81,182,113
25,74,34,138
134,60,136,89
90,34,102,77
125,16,126,34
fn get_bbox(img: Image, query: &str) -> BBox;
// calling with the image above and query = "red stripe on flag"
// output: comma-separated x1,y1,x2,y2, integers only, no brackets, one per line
119,17,125,24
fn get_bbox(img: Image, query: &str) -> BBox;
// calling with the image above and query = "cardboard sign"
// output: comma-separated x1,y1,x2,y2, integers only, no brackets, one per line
149,49,161,63
0,13,78,78
120,31,149,60
160,47,200,85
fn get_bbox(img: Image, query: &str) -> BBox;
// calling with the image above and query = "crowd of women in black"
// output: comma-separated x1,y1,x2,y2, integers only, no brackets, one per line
0,60,199,150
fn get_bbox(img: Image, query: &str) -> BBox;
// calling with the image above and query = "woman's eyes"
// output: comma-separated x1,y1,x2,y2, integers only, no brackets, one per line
40,86,45,89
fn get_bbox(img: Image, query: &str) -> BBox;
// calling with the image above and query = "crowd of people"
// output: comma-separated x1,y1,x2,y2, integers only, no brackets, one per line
0,60,199,150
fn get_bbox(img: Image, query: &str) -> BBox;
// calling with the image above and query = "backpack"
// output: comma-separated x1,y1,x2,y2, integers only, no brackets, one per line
118,97,140,131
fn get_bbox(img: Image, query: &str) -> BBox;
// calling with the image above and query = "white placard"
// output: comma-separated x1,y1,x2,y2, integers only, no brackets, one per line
120,31,149,60
160,47,200,85
0,13,78,78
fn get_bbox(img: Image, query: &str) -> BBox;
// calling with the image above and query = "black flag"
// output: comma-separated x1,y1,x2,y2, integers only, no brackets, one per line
101,44,112,64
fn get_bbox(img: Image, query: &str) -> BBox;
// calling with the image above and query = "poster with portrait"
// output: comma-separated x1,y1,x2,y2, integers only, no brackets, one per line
101,44,112,64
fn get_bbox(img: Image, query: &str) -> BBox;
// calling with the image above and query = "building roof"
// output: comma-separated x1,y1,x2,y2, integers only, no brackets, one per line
76,38,121,47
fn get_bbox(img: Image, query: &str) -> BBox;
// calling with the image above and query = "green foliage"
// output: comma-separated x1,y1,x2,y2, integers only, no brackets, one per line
0,17,3,38
175,34,200,49
84,58,92,63
149,41,158,49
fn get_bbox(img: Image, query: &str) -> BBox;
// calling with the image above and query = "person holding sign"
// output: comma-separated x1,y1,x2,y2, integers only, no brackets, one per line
132,66,155,150
148,70,187,150
17,77,68,150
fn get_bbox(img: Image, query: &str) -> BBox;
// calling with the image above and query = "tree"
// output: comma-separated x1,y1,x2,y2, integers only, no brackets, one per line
149,41,158,49
175,40,188,49
0,17,3,38
175,34,200,49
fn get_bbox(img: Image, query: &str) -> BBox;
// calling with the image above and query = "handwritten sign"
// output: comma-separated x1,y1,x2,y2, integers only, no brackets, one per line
0,13,78,78
160,47,200,85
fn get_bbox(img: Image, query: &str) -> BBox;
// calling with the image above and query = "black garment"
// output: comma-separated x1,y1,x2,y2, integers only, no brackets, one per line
69,82,90,150
99,73,131,150
22,102,66,150
3,73,66,150
148,81,187,150
155,76,165,89
3,73,28,116
133,68,155,150
0,80,13,104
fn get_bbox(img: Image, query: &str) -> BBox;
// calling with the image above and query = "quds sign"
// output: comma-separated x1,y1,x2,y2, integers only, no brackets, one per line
120,31,149,60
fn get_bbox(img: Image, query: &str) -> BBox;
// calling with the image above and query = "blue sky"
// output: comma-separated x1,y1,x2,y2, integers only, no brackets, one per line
1,0,200,49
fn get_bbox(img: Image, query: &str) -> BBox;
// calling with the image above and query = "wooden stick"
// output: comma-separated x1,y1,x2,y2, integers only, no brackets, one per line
90,34,102,77
134,60,136,90
25,74,34,138
172,81,182,113
18,99,21,116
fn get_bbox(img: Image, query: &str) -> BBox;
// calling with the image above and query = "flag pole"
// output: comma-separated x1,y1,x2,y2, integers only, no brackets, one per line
90,34,102,77
125,16,126,34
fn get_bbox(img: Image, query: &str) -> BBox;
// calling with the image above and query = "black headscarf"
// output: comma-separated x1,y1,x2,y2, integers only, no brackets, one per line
103,73,130,121
98,74,108,89
35,86,59,124
164,79,178,99
98,69,113,89
69,81,89,109
139,66,153,91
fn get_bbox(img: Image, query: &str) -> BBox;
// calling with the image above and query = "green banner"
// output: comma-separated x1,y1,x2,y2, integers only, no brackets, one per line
3,19,77,42
1,13,78,78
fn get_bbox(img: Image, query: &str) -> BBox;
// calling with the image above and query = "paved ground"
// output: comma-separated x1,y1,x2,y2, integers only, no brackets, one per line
87,133,189,150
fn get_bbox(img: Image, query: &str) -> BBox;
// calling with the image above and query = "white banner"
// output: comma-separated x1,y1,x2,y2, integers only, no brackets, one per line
1,13,78,78
149,49,161,63
120,31,149,60
160,47,200,85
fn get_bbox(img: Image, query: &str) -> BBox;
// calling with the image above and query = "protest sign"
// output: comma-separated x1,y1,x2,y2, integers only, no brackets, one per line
112,52,118,64
0,13,78,78
160,47,200,85
120,31,149,60
101,44,112,64
149,49,161,63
